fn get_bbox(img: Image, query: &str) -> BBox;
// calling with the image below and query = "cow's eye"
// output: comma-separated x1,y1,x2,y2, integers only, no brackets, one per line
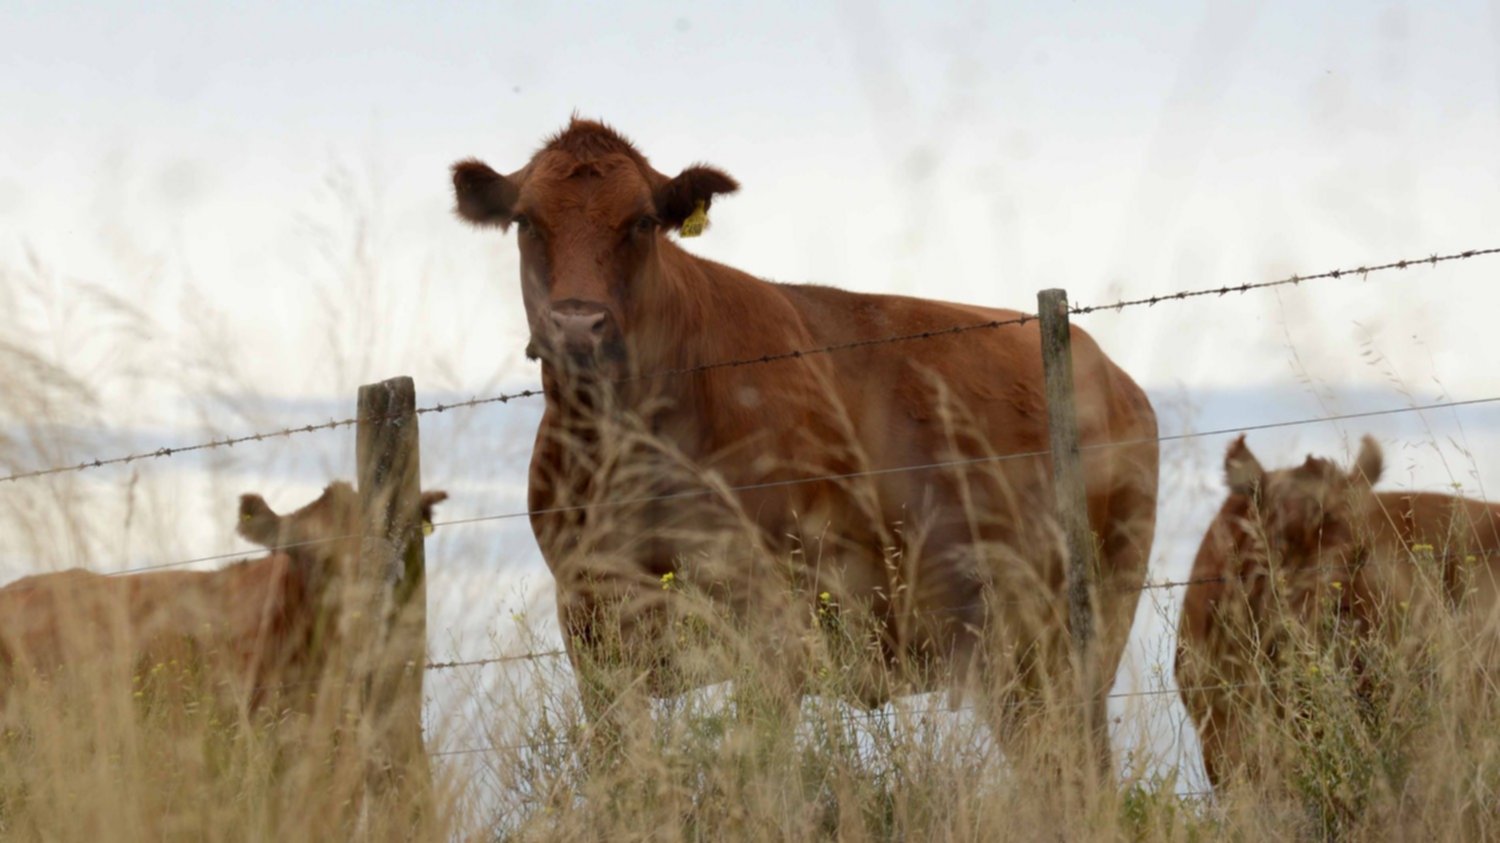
634,216,658,235
514,214,536,236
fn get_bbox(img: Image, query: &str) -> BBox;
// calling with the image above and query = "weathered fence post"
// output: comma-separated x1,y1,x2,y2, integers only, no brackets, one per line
355,375,430,821
1036,289,1099,757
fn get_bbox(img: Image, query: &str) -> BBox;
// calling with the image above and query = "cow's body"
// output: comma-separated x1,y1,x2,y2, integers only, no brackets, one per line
0,483,445,712
454,119,1159,762
1177,436,1500,789
0,552,318,706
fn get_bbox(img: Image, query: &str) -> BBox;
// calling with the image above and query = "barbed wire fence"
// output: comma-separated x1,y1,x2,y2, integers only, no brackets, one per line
4,245,1494,487
4,244,1500,780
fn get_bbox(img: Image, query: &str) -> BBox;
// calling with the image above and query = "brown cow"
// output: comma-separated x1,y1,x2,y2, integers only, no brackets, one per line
1176,434,1500,790
452,118,1159,767
0,482,446,714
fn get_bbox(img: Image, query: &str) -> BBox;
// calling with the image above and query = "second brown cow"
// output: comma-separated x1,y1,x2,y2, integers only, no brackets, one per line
1177,434,1500,790
0,482,446,716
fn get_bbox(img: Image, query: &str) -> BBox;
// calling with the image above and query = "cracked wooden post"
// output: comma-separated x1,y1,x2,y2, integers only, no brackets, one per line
1036,288,1099,767
355,375,431,823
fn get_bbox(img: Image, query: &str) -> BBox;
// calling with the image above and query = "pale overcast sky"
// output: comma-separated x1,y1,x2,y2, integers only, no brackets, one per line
4,0,1500,790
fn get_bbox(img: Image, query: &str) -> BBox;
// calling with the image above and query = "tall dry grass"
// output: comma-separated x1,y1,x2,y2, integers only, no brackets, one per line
3,174,1498,842
1177,535,1500,840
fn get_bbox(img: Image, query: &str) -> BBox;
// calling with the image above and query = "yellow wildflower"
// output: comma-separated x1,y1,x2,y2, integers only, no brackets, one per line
660,571,676,590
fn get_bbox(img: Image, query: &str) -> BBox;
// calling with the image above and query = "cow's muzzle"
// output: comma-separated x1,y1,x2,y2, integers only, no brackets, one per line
545,300,616,361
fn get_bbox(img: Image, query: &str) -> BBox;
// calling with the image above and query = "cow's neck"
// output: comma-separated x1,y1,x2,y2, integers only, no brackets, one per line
544,240,713,424
633,239,714,375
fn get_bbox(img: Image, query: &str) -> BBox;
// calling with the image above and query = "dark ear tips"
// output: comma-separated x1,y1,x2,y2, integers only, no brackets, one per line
1352,435,1383,485
451,159,518,227
685,165,739,199
1224,435,1266,499
654,164,739,230
419,490,449,536
239,494,273,520
237,494,279,545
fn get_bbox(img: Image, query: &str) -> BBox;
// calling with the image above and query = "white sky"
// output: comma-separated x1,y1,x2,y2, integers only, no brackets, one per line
5,0,1500,796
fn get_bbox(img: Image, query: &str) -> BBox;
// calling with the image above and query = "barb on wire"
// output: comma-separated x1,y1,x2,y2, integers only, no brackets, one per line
425,650,567,671
413,386,547,417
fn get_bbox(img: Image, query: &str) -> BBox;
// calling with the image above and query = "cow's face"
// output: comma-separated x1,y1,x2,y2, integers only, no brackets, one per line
1223,434,1384,578
450,119,737,376
238,482,448,568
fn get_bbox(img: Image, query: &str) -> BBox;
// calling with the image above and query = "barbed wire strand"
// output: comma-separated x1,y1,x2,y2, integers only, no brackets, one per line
428,393,1500,530
1069,247,1500,315
425,650,567,670
4,246,1495,486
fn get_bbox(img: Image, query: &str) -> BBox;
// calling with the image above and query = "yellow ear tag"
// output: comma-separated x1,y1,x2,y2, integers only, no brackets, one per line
422,521,434,537
240,513,253,523
679,200,708,238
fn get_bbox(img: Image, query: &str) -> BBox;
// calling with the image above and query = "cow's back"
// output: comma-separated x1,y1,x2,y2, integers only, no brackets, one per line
1368,490,1500,619
0,558,301,701
774,282,1157,477
714,273,1157,693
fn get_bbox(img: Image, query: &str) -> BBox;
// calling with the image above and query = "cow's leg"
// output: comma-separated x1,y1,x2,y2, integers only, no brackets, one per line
554,584,662,772
977,654,1091,797
1086,442,1159,782
919,493,1114,789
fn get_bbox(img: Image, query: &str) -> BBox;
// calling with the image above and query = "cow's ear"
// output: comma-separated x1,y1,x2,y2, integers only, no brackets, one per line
419,490,449,536
237,494,280,547
452,159,519,228
1224,435,1266,500
654,165,739,233
1351,435,1383,486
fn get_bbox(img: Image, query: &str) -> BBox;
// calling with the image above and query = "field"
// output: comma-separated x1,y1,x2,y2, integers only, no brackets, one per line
5,240,1500,841
6,4,1500,839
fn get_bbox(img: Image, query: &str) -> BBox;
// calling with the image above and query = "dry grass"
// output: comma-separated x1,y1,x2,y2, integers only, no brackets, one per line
1177,535,1500,841
4,219,1499,843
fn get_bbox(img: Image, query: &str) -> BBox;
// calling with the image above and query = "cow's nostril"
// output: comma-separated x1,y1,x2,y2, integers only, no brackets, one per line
549,308,610,351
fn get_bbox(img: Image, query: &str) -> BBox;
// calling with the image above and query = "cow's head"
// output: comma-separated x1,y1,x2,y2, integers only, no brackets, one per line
1223,434,1384,581
238,483,448,566
450,118,738,375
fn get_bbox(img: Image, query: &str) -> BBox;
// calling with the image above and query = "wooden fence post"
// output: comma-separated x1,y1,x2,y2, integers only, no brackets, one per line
1036,289,1098,730
355,375,430,820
